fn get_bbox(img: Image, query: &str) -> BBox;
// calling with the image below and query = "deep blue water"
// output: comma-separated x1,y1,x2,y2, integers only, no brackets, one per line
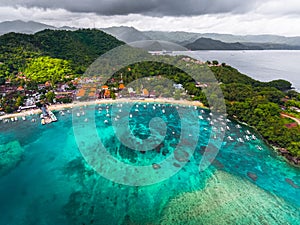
0,103,299,224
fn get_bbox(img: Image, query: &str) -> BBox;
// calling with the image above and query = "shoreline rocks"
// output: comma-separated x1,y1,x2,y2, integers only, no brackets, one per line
285,178,300,189
247,172,258,182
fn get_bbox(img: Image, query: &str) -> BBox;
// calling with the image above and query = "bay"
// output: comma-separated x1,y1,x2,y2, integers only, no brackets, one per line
0,103,299,224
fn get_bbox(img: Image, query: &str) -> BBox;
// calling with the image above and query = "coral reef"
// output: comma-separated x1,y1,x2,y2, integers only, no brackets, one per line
161,171,300,225
0,140,24,176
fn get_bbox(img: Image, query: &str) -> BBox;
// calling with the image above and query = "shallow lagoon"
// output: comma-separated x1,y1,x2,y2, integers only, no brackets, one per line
0,102,299,224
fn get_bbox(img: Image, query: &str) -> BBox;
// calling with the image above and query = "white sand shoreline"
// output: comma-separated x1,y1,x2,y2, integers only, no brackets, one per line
0,98,206,120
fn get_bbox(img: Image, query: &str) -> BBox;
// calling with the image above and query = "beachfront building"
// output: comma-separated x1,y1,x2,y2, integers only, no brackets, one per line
142,89,149,97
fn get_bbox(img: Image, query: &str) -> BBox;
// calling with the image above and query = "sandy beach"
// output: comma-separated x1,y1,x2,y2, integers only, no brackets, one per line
0,98,205,120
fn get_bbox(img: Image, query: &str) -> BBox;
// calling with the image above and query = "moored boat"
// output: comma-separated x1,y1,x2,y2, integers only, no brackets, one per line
48,111,57,122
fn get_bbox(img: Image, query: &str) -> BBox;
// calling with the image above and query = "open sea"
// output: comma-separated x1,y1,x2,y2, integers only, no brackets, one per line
177,50,300,91
0,103,299,225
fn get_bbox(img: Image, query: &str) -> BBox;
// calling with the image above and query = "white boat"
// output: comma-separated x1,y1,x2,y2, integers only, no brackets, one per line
11,117,14,122
236,124,242,129
237,138,244,143
199,116,204,120
41,118,45,125
256,145,263,151
252,135,257,140
162,109,165,114
22,116,26,121
48,111,57,122
228,136,234,141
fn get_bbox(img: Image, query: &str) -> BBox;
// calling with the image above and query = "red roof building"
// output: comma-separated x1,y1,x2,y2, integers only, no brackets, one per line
285,123,298,129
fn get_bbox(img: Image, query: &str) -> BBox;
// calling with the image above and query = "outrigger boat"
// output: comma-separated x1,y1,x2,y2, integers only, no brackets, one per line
40,105,57,125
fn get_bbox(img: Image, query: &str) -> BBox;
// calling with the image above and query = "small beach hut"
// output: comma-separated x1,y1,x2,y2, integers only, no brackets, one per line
17,86,24,91
119,84,125,90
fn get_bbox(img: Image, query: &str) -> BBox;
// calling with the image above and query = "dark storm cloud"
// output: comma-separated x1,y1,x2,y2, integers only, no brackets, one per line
1,0,261,16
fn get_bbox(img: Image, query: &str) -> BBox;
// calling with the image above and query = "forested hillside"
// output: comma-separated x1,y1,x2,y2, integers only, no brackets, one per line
0,29,124,80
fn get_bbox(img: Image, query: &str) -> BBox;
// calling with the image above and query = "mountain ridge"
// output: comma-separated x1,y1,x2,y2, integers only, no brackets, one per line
0,20,77,35
1,20,300,50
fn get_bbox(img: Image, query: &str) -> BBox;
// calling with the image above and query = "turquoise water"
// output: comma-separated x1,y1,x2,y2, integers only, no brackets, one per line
0,103,299,224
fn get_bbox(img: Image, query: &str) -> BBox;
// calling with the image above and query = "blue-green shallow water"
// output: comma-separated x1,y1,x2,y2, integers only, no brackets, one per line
0,103,299,225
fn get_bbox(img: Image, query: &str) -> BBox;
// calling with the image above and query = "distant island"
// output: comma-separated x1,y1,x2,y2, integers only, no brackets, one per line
0,29,300,165
184,37,300,50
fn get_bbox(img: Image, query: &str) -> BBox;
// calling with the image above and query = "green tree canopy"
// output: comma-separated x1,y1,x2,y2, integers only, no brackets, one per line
24,56,72,85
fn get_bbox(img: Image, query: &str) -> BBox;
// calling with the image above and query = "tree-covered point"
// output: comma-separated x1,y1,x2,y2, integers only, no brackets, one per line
227,97,300,157
210,65,292,90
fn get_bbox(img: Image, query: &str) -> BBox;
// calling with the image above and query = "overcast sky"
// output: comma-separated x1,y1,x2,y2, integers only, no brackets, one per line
0,0,300,36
